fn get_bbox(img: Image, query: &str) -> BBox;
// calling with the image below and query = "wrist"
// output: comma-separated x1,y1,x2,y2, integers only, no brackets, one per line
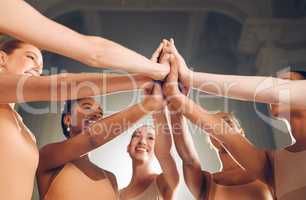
142,97,156,112
168,95,185,112
152,108,166,118
152,63,169,80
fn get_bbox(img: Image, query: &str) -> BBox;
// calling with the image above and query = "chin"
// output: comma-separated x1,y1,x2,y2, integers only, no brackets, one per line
132,154,152,163
133,157,147,163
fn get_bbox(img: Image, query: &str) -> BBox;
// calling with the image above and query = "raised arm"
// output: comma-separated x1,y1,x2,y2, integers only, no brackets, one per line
0,1,168,79
163,39,306,108
38,83,164,172
153,108,179,197
162,52,208,199
169,91,269,183
0,73,152,103
169,113,208,199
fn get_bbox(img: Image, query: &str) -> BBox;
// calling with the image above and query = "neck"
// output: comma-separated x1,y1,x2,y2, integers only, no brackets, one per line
130,159,154,185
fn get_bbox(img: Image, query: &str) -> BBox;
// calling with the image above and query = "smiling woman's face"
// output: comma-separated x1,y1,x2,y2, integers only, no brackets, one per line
0,42,43,76
128,125,156,163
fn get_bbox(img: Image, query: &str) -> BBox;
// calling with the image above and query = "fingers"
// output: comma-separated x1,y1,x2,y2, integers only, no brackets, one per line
151,42,164,62
169,54,179,79
152,38,177,62
159,53,170,64
170,38,176,49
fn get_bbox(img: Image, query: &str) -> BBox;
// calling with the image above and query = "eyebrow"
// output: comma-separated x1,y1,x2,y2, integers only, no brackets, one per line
25,51,38,59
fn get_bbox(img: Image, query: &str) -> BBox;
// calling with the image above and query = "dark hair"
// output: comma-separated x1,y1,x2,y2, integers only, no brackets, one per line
61,99,79,138
0,39,25,54
291,70,306,80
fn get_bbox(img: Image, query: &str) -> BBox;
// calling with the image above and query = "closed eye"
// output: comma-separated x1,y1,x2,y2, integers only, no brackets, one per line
132,134,140,138
27,55,35,60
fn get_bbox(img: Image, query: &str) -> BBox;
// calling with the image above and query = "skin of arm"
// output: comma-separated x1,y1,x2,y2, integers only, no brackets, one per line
0,0,169,80
162,52,208,199
152,108,180,198
0,72,153,103
169,113,209,199
38,83,164,173
162,39,306,108
170,93,270,183
163,47,268,188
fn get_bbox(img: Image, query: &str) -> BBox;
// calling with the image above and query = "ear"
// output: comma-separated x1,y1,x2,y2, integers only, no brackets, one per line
63,114,72,127
0,51,8,66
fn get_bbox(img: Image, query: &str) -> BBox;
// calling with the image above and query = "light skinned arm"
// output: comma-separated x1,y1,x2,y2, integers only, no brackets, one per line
171,94,269,182
163,48,267,187
163,51,208,199
153,109,180,195
191,72,304,107
163,38,306,108
0,40,166,103
0,1,168,79
170,113,208,199
38,83,163,172
0,73,152,103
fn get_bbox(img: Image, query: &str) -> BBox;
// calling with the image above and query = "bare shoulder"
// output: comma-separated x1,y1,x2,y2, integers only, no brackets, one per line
103,169,117,181
100,169,118,189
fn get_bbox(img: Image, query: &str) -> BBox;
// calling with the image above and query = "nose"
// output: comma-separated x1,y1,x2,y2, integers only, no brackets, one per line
139,135,147,145
93,112,102,119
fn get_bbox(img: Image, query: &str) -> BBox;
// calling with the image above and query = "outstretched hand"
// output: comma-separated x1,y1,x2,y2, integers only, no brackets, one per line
144,83,166,112
161,49,187,112
148,38,191,113
162,38,192,91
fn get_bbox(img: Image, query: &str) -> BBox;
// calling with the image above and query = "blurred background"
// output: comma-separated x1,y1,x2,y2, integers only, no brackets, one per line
18,0,306,199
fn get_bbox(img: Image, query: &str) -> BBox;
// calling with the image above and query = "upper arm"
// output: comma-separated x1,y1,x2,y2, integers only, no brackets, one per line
182,161,209,199
153,112,180,192
0,0,88,62
156,156,180,197
38,134,94,172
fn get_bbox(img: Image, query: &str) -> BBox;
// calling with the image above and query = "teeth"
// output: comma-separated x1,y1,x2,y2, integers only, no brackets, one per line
136,147,147,152
85,120,95,125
